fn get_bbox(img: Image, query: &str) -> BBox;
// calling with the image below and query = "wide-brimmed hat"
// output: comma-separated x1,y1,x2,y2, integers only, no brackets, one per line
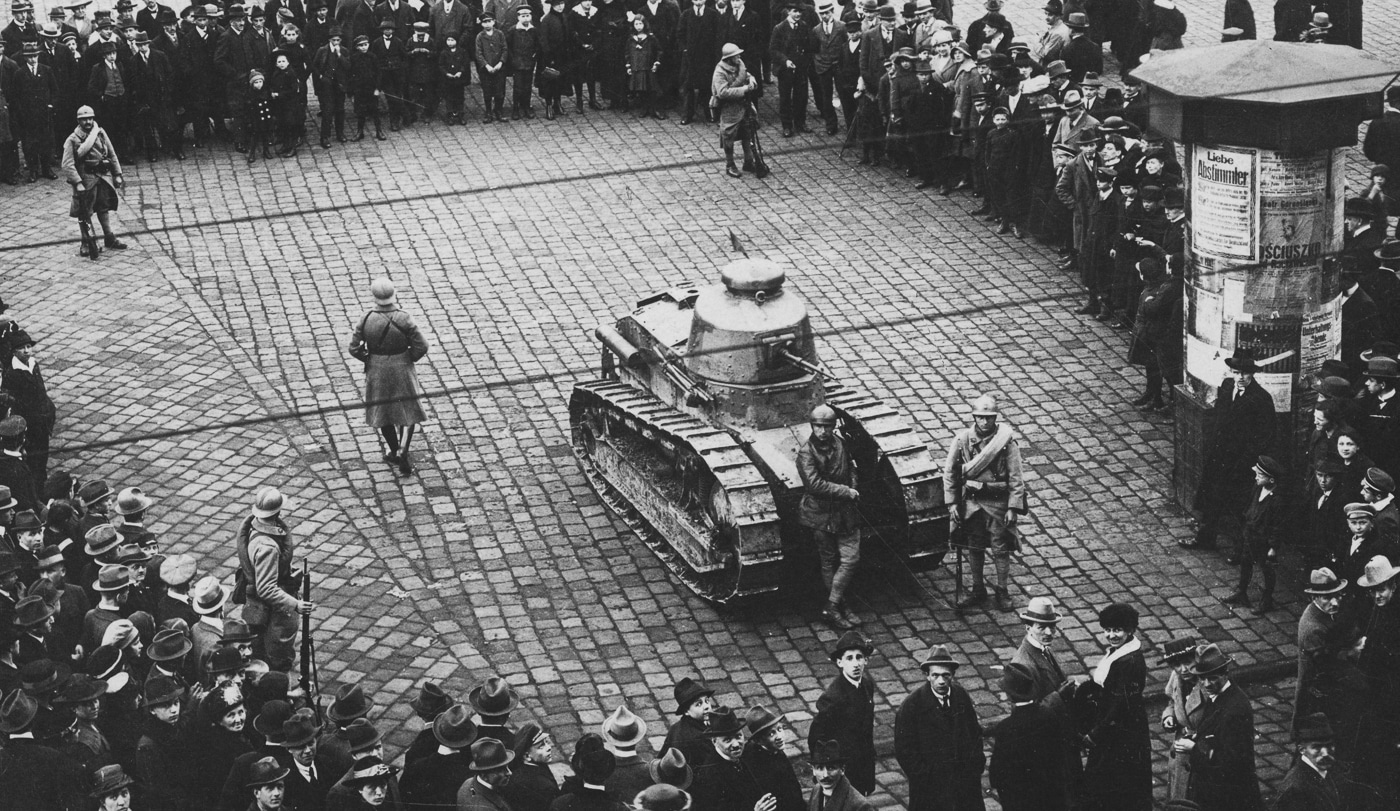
93,563,132,592
14,595,57,627
434,704,477,749
577,748,617,784
470,737,513,771
1001,662,1037,702
744,705,782,737
1019,596,1061,625
338,718,383,753
649,747,693,789
1304,566,1348,595
55,673,108,704
1188,643,1232,676
1363,357,1400,381
1309,11,1331,29
468,675,518,718
1295,712,1334,743
830,631,874,661
1159,637,1196,664
20,660,71,695
279,709,322,748
672,677,714,714
1359,555,1400,588
221,618,258,645
1225,348,1261,373
253,700,295,739
190,575,227,615
0,689,38,733
89,764,136,798
34,545,64,571
1361,339,1400,361
328,683,374,723
701,706,745,737
877,5,896,20
809,739,846,765
247,756,290,787
918,645,960,672
114,487,154,516
601,702,647,748
410,681,453,718
116,543,153,567
85,524,122,557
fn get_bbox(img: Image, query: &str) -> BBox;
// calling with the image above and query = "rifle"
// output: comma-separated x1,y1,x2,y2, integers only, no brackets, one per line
950,518,964,611
299,568,323,725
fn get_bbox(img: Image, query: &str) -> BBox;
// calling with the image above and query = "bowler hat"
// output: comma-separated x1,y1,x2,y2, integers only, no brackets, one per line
226,3,247,19
577,748,617,784
745,705,782,737
247,756,290,787
1019,596,1061,624
1365,357,1400,380
1304,566,1348,595
0,689,38,733
1309,11,1331,29
1187,643,1231,676
280,709,323,748
470,737,513,771
190,575,227,615
1000,662,1037,702
1295,712,1335,743
1097,602,1139,631
89,764,136,798
1363,467,1396,495
649,747,693,789
379,17,396,28
701,706,745,737
338,718,383,753
672,677,714,714
1359,555,1400,588
410,681,453,718
1315,457,1346,476
1064,11,1089,28
141,675,184,708
602,702,647,748
809,739,847,765
114,487,154,516
93,563,132,592
829,631,874,661
328,683,375,723
1252,455,1284,481
434,704,477,749
468,675,518,717
1159,637,1196,664
636,784,693,811
918,645,960,672
877,6,896,20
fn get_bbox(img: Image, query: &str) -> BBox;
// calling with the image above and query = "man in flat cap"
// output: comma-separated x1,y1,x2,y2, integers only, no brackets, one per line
894,645,985,811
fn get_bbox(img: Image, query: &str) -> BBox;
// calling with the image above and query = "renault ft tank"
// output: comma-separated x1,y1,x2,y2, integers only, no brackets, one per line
569,259,947,603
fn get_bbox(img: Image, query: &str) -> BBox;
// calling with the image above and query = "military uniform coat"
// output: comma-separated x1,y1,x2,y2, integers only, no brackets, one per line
894,682,986,811
350,303,429,427
797,432,859,534
808,675,876,795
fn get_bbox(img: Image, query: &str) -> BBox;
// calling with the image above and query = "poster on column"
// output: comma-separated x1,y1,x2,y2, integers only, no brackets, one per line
1252,149,1333,312
1191,144,1257,261
1301,296,1343,374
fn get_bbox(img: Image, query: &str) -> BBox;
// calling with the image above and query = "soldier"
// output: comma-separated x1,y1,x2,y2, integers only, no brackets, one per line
809,632,875,796
795,404,862,627
943,393,1026,610
893,645,985,811
60,105,126,261
235,486,313,674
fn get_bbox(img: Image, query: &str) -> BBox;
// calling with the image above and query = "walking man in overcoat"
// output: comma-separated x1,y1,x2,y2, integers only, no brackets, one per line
808,632,876,797
894,645,985,811
1178,644,1264,811
943,393,1025,610
797,403,863,628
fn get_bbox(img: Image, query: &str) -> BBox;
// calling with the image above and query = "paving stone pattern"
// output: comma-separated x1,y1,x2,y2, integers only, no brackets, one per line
2,1,1396,808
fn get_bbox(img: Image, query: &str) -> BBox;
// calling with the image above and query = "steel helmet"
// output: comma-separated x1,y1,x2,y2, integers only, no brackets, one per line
370,277,395,302
971,394,998,417
809,405,838,426
76,105,95,119
251,486,283,518
720,42,743,61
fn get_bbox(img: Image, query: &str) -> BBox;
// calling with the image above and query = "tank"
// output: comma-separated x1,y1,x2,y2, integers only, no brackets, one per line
569,259,948,603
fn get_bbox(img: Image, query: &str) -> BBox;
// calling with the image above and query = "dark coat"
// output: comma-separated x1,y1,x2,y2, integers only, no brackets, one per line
805,775,874,811
1222,0,1256,39
741,743,804,811
187,725,255,808
549,785,629,811
1060,33,1101,83
661,715,708,764
675,4,720,90
769,17,812,74
348,48,381,105
989,702,1069,811
720,5,762,75
809,675,876,796
1240,484,1286,557
507,25,540,72
502,761,561,811
370,33,407,90
1186,684,1263,811
180,28,223,112
127,50,177,130
797,433,859,534
965,13,1013,55
1272,0,1311,42
1082,645,1152,811
1357,390,1400,480
215,26,272,101
313,43,353,95
401,749,474,811
1271,758,1347,811
3,359,53,434
0,738,86,811
691,756,765,811
894,682,985,811
1129,276,1180,366
0,454,38,512
857,26,907,93
1364,110,1400,172
13,61,57,144
1194,378,1276,516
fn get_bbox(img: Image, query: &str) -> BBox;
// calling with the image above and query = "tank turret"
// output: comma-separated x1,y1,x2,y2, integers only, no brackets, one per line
570,260,947,602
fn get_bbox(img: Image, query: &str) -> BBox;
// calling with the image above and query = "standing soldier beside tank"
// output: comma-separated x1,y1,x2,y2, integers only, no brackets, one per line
798,403,863,629
943,393,1026,611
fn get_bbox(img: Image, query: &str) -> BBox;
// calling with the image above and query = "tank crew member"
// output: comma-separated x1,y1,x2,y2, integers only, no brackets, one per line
797,403,863,629
943,393,1026,611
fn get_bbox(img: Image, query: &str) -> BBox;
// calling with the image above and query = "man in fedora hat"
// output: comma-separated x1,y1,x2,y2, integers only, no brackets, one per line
691,706,775,811
320,682,375,776
1358,357,1400,475
81,563,132,654
14,40,60,183
601,702,652,802
235,486,313,675
1187,348,1276,551
112,486,157,552
1274,713,1361,811
243,755,291,811
188,574,228,679
470,674,519,745
1294,566,1346,731
458,736,516,811
144,627,192,688
894,645,984,811
943,393,1026,610
1059,12,1098,84
806,740,872,811
809,632,876,796
662,676,716,761
1033,1,1069,64
1176,644,1263,811
649,746,693,792
0,688,86,811
1009,595,1082,805
275,708,336,810
741,705,803,811
215,3,272,151
402,703,476,809
990,662,1068,811
403,680,455,766
1158,638,1203,801
34,543,90,659
1339,248,1389,380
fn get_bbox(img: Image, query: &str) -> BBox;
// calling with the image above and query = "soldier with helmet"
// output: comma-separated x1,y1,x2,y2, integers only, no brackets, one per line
59,104,126,261
234,486,314,674
797,402,863,629
943,393,1026,610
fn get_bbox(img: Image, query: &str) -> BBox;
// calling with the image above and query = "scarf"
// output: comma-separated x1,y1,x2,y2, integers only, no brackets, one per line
1092,634,1141,686
74,124,104,160
961,424,1013,479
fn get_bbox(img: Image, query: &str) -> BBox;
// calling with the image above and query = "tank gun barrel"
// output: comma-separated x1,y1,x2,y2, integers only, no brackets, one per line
653,342,715,407
776,347,838,382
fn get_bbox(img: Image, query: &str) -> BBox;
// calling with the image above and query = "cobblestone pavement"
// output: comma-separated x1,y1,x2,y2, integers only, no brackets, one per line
2,3,1398,808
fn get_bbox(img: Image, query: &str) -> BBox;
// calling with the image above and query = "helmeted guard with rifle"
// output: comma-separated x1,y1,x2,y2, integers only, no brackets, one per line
234,486,314,675
943,393,1026,611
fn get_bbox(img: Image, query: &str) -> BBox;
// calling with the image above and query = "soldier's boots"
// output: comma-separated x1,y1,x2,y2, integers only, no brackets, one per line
79,222,100,260
956,587,988,610
993,588,1012,612
821,602,852,630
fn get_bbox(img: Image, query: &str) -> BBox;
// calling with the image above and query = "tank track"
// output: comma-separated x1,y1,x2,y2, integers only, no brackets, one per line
570,380,786,603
